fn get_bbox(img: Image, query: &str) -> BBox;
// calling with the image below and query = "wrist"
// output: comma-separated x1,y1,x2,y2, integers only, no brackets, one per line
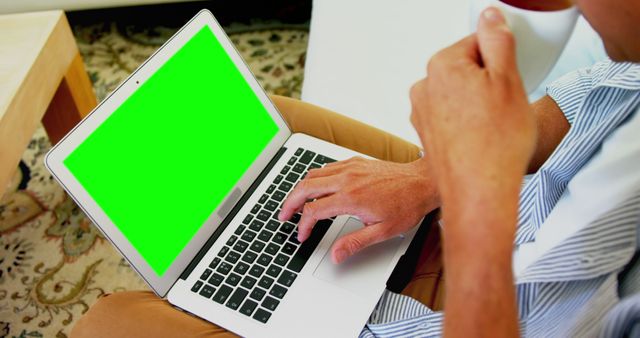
410,157,442,211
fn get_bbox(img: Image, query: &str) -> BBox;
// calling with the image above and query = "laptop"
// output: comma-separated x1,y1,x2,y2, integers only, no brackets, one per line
45,10,418,337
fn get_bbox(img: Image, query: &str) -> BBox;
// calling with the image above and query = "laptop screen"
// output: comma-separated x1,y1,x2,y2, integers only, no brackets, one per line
63,25,279,277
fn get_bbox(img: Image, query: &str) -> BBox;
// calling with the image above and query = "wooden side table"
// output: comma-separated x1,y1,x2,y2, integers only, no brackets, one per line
0,10,96,198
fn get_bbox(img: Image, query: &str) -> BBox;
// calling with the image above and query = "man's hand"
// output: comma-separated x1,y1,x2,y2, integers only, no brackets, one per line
409,8,535,338
410,11,535,206
279,157,438,264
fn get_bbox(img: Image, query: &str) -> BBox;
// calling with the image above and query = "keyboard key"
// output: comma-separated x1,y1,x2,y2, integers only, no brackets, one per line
300,150,316,164
280,166,291,175
233,240,249,253
277,270,297,287
209,257,221,269
274,254,289,267
309,163,322,170
272,190,286,202
269,284,288,299
226,235,238,246
225,251,240,264
285,172,300,183
191,280,203,292
249,265,265,278
294,148,304,156
288,156,297,165
241,230,257,242
258,194,269,204
200,269,212,280
240,299,258,317
288,232,301,245
290,213,301,224
274,175,283,184
288,219,333,272
282,242,296,255
280,222,295,234
249,220,264,232
235,225,246,236
261,296,280,311
258,230,273,242
257,210,271,222
292,163,306,173
250,240,266,253
314,154,336,164
226,288,248,310
218,246,229,258
242,251,258,264
273,209,281,220
251,204,260,214
258,276,274,289
217,262,232,275
233,262,250,275
212,285,233,304
226,273,241,287
264,200,279,211
199,284,216,299
242,215,253,225
253,308,272,324
278,181,293,192
266,185,276,194
265,243,280,255
250,288,267,301
209,273,224,286
266,220,280,231
272,232,287,244
257,254,273,266
266,264,282,278
241,275,257,289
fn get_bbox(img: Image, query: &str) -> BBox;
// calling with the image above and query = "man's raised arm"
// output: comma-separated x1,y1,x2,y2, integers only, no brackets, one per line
410,7,536,337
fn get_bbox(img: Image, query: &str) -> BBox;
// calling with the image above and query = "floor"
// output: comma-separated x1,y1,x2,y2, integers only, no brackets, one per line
0,9,308,337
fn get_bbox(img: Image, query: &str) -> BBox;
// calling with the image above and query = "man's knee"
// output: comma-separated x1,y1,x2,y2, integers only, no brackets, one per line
70,291,154,338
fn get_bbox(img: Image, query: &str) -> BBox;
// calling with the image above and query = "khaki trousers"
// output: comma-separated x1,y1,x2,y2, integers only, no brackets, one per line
71,96,444,338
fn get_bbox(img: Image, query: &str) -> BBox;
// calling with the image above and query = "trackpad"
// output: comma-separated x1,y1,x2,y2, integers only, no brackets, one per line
313,217,404,297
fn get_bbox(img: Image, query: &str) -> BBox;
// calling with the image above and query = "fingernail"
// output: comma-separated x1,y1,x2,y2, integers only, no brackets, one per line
483,7,505,24
334,249,347,264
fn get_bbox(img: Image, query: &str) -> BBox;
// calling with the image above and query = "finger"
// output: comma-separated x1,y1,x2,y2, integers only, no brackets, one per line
279,176,341,221
297,196,350,242
476,7,517,75
331,222,392,264
305,163,347,179
428,35,481,77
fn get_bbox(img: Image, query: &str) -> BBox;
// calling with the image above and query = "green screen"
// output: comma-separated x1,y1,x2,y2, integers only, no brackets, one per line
64,26,279,277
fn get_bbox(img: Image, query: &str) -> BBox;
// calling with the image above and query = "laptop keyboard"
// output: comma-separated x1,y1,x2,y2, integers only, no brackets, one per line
190,147,336,324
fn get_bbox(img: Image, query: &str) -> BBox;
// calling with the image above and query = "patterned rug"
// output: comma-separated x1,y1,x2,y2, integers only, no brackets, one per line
0,20,308,338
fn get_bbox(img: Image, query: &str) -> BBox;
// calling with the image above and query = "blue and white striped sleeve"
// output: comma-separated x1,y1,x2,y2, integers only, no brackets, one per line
546,60,610,125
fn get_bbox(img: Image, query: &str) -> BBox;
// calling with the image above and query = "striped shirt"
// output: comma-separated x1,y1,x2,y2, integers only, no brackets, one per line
360,60,640,337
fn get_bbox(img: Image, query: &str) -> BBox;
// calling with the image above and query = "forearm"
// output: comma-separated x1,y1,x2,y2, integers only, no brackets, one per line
528,95,570,173
441,179,521,338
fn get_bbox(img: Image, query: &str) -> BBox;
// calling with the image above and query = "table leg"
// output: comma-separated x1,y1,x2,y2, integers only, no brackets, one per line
42,52,97,145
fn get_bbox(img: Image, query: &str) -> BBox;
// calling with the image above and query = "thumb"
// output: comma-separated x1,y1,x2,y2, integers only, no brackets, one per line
330,223,391,264
477,7,517,75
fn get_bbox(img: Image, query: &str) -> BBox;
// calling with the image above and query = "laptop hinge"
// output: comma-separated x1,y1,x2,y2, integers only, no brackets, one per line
179,146,287,280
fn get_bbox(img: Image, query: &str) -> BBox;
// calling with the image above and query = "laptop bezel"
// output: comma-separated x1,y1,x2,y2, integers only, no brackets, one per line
44,9,292,297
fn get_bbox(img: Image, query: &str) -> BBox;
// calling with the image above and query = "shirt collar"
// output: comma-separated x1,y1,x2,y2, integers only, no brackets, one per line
598,62,640,91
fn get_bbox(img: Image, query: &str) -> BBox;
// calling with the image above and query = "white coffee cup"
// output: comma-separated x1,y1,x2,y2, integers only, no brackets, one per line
470,0,579,94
